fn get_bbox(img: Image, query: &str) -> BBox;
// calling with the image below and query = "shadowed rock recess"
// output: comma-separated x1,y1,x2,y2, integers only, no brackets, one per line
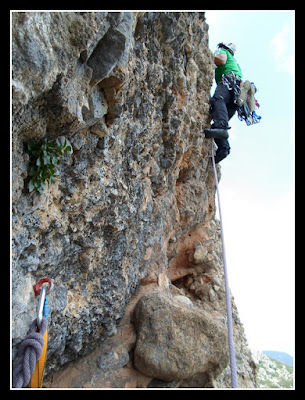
12,11,257,388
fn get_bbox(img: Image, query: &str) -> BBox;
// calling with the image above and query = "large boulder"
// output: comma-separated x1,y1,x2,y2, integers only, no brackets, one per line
133,291,229,385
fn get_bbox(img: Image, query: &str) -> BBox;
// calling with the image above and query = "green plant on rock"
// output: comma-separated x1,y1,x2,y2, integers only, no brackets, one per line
27,136,73,193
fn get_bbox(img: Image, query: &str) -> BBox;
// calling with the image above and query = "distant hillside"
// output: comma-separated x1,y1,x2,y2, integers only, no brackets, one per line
252,350,293,388
263,351,293,366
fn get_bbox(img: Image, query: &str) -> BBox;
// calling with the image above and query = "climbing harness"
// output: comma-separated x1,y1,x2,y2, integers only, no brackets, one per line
221,72,242,101
210,142,238,388
12,278,53,388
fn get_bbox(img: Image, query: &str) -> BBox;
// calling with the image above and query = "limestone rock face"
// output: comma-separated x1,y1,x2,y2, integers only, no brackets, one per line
11,11,256,388
133,292,229,384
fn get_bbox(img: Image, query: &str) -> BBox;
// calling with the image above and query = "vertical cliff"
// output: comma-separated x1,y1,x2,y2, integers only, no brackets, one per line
12,11,256,388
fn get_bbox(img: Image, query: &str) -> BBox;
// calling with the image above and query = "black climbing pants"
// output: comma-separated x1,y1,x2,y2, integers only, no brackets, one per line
210,82,238,129
210,82,239,163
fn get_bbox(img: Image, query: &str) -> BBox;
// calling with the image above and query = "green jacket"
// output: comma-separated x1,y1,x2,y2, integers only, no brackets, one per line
215,48,243,84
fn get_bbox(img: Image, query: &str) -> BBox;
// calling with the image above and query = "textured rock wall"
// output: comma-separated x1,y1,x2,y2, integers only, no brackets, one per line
12,11,256,388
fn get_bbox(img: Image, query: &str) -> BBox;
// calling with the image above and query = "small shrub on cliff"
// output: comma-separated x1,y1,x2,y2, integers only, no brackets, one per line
27,136,73,193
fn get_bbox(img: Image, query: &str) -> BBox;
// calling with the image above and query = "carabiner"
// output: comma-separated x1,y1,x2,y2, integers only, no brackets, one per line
33,278,54,329
37,286,47,329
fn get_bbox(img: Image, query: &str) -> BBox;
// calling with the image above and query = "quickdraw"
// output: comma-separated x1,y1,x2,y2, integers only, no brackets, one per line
30,278,54,388
12,277,54,388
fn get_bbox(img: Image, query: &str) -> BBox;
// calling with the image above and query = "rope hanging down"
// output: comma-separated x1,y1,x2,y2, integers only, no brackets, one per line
211,142,238,388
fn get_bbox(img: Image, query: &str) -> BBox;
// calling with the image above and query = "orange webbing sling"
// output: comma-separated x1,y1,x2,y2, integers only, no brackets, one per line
30,328,48,388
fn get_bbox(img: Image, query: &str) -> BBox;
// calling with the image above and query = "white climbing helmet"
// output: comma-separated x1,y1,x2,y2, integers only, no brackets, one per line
218,42,237,56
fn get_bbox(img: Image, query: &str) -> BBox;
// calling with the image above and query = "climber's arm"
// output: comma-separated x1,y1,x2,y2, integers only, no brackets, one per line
214,53,227,65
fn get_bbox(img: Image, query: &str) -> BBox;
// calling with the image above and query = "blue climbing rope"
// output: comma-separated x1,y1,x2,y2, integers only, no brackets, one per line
211,142,238,388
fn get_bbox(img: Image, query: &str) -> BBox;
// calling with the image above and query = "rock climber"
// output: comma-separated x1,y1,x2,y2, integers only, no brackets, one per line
204,42,243,164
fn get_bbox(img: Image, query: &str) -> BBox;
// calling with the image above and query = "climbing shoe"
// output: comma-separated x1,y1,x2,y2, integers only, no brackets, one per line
204,128,229,140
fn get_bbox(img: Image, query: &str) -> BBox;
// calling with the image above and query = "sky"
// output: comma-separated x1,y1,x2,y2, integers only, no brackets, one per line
204,11,295,357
